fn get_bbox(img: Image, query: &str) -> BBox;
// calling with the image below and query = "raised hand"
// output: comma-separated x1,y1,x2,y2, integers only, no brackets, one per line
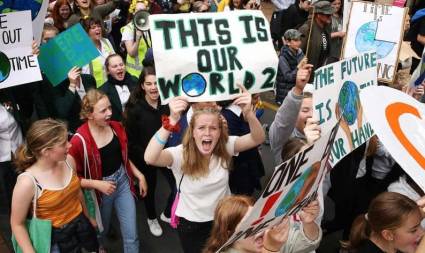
233,84,253,118
169,96,189,124
294,63,313,96
68,66,81,88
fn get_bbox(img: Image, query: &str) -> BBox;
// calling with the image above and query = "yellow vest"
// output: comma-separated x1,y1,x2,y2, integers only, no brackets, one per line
121,24,149,78
89,38,114,88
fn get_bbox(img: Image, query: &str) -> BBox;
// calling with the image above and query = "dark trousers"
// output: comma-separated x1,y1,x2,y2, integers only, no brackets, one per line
177,217,213,253
140,165,176,219
0,161,17,215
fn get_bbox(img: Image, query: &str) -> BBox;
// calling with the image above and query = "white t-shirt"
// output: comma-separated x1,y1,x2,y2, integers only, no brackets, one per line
166,136,239,222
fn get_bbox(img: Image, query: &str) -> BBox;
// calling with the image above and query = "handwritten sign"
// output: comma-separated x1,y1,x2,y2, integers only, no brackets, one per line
313,52,377,166
342,1,406,83
38,24,100,86
150,11,278,104
219,124,338,250
360,85,425,191
0,0,49,43
0,11,42,90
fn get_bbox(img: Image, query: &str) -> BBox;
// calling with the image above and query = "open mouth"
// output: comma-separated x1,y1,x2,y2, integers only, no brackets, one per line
202,139,213,151
116,71,125,79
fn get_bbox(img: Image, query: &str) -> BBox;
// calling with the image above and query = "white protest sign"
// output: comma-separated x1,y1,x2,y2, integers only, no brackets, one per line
219,124,338,250
150,10,278,104
0,0,49,44
342,1,406,83
0,11,42,90
360,86,425,191
313,52,377,166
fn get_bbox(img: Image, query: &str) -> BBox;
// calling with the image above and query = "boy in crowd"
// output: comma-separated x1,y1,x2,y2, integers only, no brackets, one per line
275,29,305,105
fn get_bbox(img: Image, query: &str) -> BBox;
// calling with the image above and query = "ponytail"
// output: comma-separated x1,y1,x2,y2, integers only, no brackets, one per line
341,214,371,250
14,144,37,172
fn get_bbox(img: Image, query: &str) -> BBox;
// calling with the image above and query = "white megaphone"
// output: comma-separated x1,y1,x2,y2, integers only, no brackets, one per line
133,10,150,31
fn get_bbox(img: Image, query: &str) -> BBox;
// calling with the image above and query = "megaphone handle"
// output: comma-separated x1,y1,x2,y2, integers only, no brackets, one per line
142,31,151,48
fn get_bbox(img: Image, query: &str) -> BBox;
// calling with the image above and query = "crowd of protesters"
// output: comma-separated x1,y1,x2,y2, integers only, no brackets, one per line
2,0,425,252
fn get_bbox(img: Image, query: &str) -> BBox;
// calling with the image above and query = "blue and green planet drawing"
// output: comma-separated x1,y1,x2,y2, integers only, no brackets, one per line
0,0,42,20
182,73,207,97
355,21,395,59
0,51,10,83
338,81,360,126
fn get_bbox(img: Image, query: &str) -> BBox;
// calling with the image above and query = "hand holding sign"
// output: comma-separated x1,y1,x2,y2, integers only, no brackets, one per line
233,84,253,119
299,199,320,224
169,96,189,125
304,118,321,145
294,64,313,96
68,66,81,87
262,217,290,252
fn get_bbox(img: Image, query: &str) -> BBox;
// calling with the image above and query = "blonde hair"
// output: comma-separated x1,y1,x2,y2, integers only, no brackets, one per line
14,119,68,172
80,89,108,120
182,103,231,178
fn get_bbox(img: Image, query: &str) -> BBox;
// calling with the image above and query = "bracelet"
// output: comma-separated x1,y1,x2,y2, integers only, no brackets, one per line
262,245,280,252
154,132,167,145
162,115,180,133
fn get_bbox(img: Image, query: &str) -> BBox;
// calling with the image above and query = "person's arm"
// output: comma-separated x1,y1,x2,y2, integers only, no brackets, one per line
54,67,81,118
144,97,189,167
95,0,120,19
129,160,148,197
233,84,265,153
10,176,37,253
124,36,142,58
269,64,313,164
417,34,425,45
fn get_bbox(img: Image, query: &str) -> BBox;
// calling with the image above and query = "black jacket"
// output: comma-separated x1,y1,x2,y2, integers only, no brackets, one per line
125,96,169,169
275,46,304,104
53,74,96,133
99,73,137,122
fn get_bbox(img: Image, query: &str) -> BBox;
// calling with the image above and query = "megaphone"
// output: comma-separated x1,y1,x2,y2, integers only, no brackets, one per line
133,10,150,31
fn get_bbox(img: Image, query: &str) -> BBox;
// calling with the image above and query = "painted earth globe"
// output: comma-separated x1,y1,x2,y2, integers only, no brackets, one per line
274,166,313,217
0,51,11,83
0,0,42,20
355,21,395,59
338,81,360,126
182,73,206,97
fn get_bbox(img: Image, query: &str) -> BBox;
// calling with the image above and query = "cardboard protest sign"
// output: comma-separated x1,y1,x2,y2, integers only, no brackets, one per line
342,1,407,83
313,52,377,166
38,24,100,86
0,0,49,43
360,85,425,191
0,11,42,90
150,10,278,104
219,124,338,250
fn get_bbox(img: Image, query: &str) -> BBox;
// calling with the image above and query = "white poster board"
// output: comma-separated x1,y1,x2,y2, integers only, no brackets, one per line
313,52,377,166
342,1,406,83
0,11,42,90
360,86,425,191
219,124,338,250
150,10,278,104
0,0,49,44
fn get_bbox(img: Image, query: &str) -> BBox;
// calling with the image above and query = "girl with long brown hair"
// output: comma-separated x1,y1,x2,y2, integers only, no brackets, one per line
144,85,265,253
11,119,98,253
342,192,424,253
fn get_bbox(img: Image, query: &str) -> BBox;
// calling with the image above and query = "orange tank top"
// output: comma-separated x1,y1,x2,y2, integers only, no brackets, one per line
28,164,83,228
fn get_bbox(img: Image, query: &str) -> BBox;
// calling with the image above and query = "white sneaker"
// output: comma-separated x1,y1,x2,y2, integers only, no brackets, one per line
160,212,171,224
147,218,163,237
